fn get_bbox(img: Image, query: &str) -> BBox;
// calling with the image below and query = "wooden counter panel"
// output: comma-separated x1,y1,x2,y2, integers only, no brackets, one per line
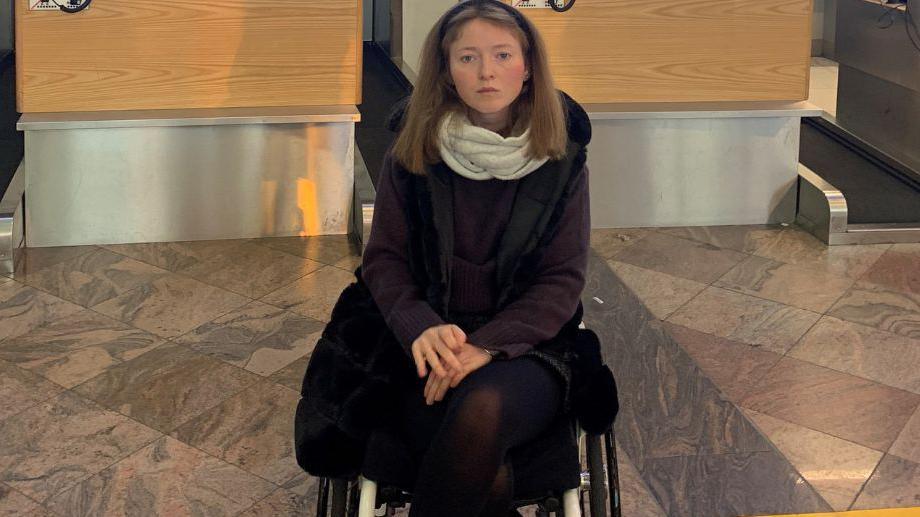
521,0,812,103
16,0,360,112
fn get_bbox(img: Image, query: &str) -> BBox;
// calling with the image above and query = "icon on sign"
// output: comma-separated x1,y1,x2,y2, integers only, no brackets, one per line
30,0,60,10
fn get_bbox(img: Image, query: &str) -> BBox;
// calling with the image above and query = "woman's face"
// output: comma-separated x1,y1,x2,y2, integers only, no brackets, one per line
447,18,529,130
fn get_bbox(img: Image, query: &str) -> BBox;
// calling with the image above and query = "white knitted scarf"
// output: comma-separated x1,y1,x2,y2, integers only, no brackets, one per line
438,112,548,181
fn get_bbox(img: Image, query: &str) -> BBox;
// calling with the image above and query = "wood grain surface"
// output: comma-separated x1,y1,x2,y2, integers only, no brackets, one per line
517,0,812,103
16,0,361,113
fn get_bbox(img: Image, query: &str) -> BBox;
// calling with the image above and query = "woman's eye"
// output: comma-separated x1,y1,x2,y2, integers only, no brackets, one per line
460,55,475,63
497,52,512,60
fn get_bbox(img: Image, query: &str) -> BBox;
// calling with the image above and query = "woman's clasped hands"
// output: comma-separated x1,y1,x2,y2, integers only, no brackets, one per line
410,324,493,405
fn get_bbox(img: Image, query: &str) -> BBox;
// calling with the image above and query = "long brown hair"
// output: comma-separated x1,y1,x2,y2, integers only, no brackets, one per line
392,0,568,174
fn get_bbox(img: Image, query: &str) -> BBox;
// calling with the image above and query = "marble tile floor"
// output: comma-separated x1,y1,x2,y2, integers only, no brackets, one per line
595,225,920,513
0,236,361,516
0,234,671,517
1,228,918,515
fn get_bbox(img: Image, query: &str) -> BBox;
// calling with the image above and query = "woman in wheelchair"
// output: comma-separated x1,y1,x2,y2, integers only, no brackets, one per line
295,1,618,515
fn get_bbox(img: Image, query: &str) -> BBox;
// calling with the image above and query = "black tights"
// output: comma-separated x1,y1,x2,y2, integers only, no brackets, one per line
400,357,562,517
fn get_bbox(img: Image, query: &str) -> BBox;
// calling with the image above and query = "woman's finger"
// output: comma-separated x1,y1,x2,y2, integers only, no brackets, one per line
434,375,451,402
450,325,467,346
424,374,433,401
423,345,447,377
426,374,442,405
435,341,462,372
412,345,426,378
450,368,467,388
438,326,460,351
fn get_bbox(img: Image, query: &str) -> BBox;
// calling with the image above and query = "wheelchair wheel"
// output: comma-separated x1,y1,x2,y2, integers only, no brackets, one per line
330,478,348,516
586,434,606,517
317,477,359,517
604,431,621,517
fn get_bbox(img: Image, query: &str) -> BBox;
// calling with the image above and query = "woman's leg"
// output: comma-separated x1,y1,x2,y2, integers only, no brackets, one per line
479,461,514,517
406,357,562,517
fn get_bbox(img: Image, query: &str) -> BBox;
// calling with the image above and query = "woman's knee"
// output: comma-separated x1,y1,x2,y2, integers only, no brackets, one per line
445,387,505,441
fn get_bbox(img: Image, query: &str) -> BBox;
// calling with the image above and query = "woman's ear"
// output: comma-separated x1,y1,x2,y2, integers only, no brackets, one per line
523,69,531,81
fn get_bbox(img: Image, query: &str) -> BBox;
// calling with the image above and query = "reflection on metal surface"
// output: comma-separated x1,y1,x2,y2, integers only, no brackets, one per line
796,164,920,245
796,164,848,244
351,145,375,251
24,121,355,247
836,64,920,175
297,179,320,236
588,116,801,228
0,162,24,276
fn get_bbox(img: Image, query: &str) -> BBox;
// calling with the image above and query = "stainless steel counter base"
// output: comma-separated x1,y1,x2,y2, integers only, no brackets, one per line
0,162,24,276
587,113,811,228
19,107,359,247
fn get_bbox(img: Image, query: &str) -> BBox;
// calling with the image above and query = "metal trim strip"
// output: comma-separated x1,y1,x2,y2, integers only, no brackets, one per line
17,105,361,131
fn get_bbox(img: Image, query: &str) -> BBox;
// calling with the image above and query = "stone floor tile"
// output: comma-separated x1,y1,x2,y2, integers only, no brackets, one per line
0,360,64,423
663,322,782,402
753,228,889,278
656,225,783,254
46,436,275,517
715,255,856,313
269,353,311,392
278,472,318,498
890,408,920,466
607,260,707,319
176,301,323,376
252,235,358,266
73,342,261,432
666,286,821,354
859,249,920,296
236,487,317,517
741,357,920,451
333,253,363,272
91,273,250,338
4,245,96,279
260,266,355,322
590,228,649,259
744,410,883,511
0,484,54,517
0,311,164,388
0,391,160,503
20,248,170,308
0,283,83,342
788,316,920,394
640,452,831,517
615,446,667,517
172,380,302,486
177,242,324,299
851,454,920,510
611,232,748,284
889,243,920,257
829,282,920,340
102,239,246,272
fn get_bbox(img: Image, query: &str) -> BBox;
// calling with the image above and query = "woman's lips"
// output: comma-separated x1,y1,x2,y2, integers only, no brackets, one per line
477,88,498,93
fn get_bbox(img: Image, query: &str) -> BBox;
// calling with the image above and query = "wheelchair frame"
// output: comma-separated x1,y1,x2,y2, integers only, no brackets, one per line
316,427,621,517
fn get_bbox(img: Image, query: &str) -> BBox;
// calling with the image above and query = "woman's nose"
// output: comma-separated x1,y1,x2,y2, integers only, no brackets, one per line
479,62,495,80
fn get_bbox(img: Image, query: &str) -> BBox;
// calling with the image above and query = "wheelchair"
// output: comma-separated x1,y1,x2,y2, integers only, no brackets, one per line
315,423,621,517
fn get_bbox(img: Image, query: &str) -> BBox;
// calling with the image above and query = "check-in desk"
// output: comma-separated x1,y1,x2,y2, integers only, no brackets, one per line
15,0,363,247
517,0,820,227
